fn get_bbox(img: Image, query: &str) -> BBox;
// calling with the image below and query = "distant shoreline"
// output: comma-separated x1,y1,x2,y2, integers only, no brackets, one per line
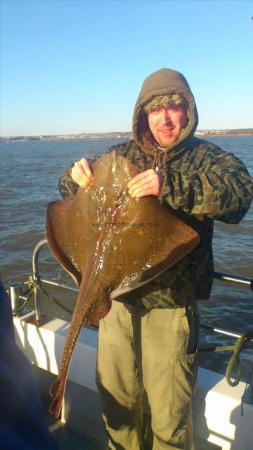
1,128,253,143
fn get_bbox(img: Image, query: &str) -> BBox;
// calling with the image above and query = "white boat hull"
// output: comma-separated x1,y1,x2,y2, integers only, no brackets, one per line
13,313,253,450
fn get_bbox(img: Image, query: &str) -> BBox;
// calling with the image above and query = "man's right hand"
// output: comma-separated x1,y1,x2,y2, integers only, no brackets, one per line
71,158,94,188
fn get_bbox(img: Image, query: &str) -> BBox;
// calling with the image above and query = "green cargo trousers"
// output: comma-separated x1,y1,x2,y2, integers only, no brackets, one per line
96,301,198,450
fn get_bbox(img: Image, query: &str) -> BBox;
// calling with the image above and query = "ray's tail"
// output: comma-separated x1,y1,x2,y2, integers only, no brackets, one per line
48,279,91,418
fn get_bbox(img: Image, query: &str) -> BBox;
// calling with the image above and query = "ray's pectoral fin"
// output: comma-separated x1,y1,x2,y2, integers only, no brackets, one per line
109,194,200,299
46,200,82,285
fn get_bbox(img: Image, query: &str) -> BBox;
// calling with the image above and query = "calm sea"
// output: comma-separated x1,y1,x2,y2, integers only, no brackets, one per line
0,136,253,377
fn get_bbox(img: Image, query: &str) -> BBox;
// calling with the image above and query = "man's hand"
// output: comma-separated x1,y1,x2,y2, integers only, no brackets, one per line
71,158,94,188
127,169,163,198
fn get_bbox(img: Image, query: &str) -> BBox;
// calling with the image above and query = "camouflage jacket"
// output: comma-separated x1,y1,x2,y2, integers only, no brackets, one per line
59,136,253,309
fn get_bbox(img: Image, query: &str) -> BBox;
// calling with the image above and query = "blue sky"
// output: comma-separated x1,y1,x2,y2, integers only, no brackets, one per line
1,0,252,136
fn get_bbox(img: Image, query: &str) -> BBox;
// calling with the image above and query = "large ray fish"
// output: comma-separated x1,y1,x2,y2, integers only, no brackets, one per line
45,151,199,418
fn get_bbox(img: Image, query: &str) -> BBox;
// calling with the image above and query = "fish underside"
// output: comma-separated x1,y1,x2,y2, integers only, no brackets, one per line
45,151,200,418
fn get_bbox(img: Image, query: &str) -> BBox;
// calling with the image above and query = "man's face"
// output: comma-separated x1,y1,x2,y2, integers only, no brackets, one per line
147,106,187,148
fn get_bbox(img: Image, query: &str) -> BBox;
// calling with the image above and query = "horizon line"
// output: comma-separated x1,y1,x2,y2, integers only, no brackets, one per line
1,127,253,139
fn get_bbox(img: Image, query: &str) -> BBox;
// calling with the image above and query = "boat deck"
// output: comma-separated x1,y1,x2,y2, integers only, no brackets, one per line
43,400,221,450
43,401,104,450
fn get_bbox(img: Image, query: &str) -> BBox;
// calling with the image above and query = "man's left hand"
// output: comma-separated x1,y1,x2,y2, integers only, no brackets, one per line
127,169,163,198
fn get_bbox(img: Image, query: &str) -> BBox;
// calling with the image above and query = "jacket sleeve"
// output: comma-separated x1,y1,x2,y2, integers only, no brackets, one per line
162,147,253,224
58,164,77,199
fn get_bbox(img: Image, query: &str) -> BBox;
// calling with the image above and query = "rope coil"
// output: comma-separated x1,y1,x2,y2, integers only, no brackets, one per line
23,275,74,315
200,332,253,387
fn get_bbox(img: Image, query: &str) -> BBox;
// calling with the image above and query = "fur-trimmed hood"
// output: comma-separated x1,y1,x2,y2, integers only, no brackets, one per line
132,68,198,155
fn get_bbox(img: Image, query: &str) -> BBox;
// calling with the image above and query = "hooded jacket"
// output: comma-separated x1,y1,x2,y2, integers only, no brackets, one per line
59,68,253,308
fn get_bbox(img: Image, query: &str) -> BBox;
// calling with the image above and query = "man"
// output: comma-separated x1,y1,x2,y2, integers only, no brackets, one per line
59,68,253,450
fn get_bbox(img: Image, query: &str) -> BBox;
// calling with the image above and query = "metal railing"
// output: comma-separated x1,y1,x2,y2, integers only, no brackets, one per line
31,239,78,323
10,239,253,342
214,271,253,290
